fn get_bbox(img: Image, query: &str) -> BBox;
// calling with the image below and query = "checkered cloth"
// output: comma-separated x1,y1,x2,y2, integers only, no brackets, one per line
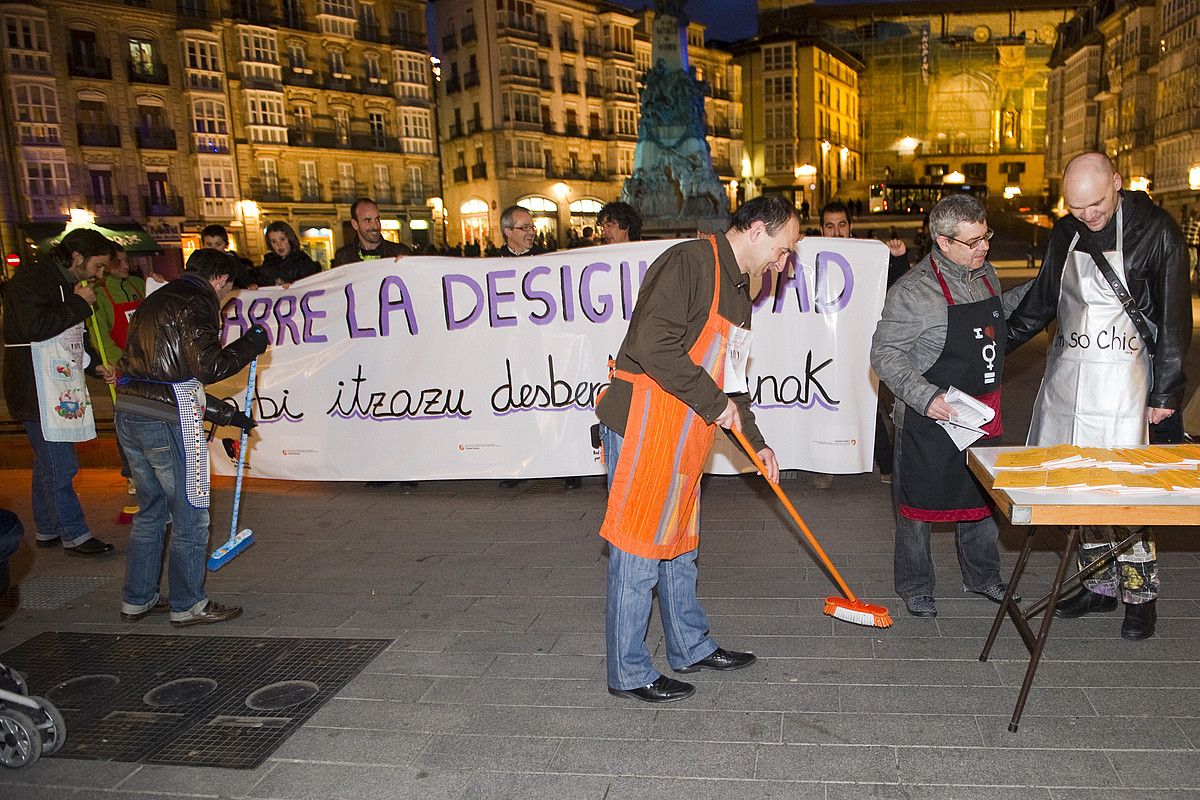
170,380,210,509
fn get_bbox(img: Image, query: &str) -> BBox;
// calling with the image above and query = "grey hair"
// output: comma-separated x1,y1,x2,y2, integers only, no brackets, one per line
929,193,987,241
499,205,526,230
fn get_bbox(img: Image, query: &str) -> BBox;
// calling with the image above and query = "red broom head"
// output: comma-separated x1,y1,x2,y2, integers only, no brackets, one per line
824,596,893,628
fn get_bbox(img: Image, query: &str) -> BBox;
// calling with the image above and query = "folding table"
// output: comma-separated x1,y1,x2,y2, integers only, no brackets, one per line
966,446,1200,731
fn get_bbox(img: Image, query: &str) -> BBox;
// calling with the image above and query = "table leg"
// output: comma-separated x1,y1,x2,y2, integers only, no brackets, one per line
980,526,1036,663
1007,526,1080,733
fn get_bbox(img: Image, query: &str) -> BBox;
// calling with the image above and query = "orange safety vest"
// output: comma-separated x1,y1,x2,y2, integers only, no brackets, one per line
598,236,735,560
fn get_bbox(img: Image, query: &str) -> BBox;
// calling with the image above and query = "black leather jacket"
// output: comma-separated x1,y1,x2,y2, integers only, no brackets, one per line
115,274,262,424
1006,190,1192,410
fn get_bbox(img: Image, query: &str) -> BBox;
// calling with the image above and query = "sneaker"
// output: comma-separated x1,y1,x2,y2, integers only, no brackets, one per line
966,583,1021,604
171,600,243,628
904,595,937,618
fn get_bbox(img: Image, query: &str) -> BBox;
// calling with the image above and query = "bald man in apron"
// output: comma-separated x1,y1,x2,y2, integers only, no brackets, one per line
1007,153,1193,641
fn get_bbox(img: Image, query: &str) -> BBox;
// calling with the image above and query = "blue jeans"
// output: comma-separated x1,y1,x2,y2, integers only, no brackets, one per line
22,419,92,546
116,412,210,619
600,424,717,690
893,512,1000,600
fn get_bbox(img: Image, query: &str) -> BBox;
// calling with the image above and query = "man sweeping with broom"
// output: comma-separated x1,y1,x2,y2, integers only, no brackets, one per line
595,195,799,704
114,249,267,627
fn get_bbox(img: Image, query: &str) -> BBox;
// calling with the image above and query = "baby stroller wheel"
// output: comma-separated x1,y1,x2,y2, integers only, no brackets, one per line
0,667,27,696
0,709,42,768
30,696,65,756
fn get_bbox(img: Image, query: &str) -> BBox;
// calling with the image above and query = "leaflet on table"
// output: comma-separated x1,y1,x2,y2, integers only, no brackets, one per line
936,386,996,451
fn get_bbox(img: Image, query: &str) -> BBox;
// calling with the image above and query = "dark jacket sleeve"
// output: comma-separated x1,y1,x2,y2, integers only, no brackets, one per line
331,244,353,268
289,252,320,282
180,300,261,385
1148,214,1192,409
6,276,91,343
1004,222,1071,353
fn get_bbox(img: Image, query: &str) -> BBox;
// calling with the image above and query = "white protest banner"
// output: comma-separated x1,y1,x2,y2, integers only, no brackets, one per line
206,237,888,481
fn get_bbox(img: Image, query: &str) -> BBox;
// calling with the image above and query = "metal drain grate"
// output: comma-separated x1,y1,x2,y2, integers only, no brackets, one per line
0,576,112,609
0,632,390,769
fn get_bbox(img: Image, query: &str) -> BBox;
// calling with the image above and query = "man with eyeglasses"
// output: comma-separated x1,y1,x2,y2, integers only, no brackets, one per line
1006,152,1192,641
871,193,1030,619
497,206,546,258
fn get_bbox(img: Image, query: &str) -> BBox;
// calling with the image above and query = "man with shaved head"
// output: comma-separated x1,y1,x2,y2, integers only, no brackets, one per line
1007,152,1193,641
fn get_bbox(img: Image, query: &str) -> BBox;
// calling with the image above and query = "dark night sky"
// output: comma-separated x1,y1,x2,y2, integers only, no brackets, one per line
610,1,760,43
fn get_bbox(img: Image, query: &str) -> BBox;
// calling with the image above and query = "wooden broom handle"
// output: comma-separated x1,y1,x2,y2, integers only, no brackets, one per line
730,426,858,603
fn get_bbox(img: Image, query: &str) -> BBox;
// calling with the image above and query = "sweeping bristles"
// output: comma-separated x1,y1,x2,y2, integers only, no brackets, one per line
731,427,893,630
825,597,894,628
208,358,258,571
208,528,253,571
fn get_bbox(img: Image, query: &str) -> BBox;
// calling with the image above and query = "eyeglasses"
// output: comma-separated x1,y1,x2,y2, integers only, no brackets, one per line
508,224,535,232
942,228,994,250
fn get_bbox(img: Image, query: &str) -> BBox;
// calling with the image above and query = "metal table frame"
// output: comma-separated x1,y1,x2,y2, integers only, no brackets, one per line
966,446,1199,732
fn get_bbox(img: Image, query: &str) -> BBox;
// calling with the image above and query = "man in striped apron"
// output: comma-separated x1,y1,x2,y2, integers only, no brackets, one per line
596,196,801,703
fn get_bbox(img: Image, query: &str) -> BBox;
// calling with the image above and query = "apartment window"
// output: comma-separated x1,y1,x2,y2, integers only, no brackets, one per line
374,164,389,191
69,28,101,63
337,162,354,191
288,42,307,70
764,75,793,102
185,38,221,72
368,110,385,141
502,43,537,76
763,44,793,71
258,157,278,192
200,164,235,200
765,142,794,172
328,48,348,78
240,30,278,64
89,168,115,203
129,38,157,75
321,0,353,18
293,104,312,131
358,3,377,36
299,161,318,194
764,106,793,139
613,107,635,136
407,165,423,198
334,107,350,143
513,138,541,168
4,15,51,73
246,92,284,126
192,99,227,133
617,148,633,175
394,52,424,84
364,52,381,81
24,150,70,216
283,0,303,27
607,65,634,95
400,108,432,140
506,91,539,124
12,83,59,142
176,0,208,16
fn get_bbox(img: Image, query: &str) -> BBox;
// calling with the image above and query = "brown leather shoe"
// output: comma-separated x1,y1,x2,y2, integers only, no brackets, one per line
121,597,169,623
170,600,243,628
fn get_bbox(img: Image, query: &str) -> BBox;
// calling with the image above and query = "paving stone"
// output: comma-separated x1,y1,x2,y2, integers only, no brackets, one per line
271,727,429,766
754,742,900,782
549,737,757,779
605,776,825,800
650,708,783,743
896,746,1118,787
461,772,612,800
783,712,981,747
112,763,277,795
248,762,472,800
451,704,654,739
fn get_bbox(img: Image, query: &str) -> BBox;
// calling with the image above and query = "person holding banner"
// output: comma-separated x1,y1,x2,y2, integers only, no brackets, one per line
1,228,117,555
596,195,800,703
1005,153,1192,640
497,206,546,258
115,248,267,627
331,198,413,267
597,201,642,244
870,193,1029,619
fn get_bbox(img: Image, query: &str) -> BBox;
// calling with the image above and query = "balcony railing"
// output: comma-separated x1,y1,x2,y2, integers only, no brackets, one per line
298,181,323,202
463,70,479,88
452,165,468,183
287,119,400,151
448,122,464,138
471,163,487,179
564,122,580,137
248,178,294,203
537,30,552,47
585,81,602,96
332,181,370,203
497,12,537,39
389,30,425,50
186,72,223,92
128,60,169,84
539,74,554,90
374,186,393,204
358,24,383,43
192,131,230,153
68,53,112,79
77,123,121,147
17,124,61,145
583,40,602,57
561,77,579,94
560,34,578,51
442,33,457,51
461,24,476,43
467,118,482,133
142,194,185,216
136,126,177,150
87,194,130,218
444,76,461,93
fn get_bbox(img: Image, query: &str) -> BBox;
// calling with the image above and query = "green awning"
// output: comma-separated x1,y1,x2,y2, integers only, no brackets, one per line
21,222,163,254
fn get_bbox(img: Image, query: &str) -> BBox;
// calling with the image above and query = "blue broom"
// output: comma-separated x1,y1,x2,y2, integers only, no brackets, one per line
208,358,257,571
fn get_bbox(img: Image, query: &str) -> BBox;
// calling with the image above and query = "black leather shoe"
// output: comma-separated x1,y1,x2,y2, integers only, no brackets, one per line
35,537,60,549
1053,588,1117,619
608,675,695,703
171,600,243,628
63,537,115,556
966,583,1021,604
1121,600,1156,641
121,597,170,623
675,647,757,674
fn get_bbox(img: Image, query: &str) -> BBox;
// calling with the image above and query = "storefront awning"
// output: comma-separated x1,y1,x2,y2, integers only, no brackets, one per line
21,222,163,254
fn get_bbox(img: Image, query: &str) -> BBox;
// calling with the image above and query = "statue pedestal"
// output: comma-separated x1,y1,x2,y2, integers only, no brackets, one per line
642,214,730,240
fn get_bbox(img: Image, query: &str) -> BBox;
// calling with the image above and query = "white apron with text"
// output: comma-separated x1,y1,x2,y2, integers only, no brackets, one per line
31,319,96,443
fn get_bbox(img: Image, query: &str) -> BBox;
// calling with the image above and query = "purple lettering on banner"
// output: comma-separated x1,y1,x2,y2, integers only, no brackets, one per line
379,275,419,336
815,251,855,313
486,268,518,328
344,282,376,338
247,296,273,333
443,273,483,331
619,261,636,321
301,290,328,343
559,264,575,322
522,265,556,325
580,261,613,323
273,295,302,345
770,265,811,314
221,297,249,345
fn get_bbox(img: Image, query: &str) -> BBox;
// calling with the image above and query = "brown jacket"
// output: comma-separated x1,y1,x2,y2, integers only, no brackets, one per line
596,233,767,451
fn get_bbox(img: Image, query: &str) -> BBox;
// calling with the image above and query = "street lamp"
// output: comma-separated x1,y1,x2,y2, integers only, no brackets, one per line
68,208,95,226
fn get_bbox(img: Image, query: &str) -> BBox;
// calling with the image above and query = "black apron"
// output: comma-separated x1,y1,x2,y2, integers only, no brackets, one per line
898,256,1005,522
